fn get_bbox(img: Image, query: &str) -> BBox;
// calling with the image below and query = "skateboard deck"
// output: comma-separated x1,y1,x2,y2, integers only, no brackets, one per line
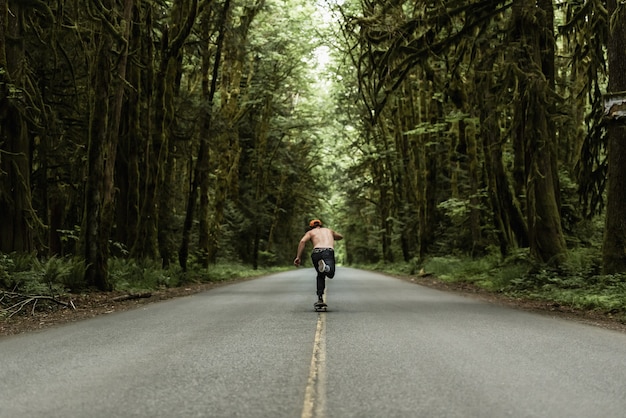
314,302,328,312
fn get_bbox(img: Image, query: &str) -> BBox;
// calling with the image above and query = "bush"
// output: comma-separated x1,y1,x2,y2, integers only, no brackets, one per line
108,258,182,291
372,249,626,317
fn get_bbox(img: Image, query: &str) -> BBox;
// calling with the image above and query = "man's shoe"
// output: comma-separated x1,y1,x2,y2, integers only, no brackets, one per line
318,259,330,273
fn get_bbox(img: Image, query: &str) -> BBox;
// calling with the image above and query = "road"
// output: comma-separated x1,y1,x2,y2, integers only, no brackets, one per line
2,268,626,418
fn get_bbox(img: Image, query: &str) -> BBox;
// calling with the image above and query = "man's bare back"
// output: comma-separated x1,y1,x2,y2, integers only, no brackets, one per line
294,225,343,267
307,227,343,248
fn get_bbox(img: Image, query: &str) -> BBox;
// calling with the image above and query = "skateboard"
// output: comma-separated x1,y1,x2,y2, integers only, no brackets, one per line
314,302,328,312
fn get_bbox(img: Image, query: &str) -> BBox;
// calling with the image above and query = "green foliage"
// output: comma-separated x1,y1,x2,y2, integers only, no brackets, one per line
421,252,523,291
62,258,89,291
4,0,622,293
10,252,41,273
57,226,81,246
0,252,289,297
371,247,626,321
6,271,49,295
437,198,470,227
206,263,288,282
108,258,182,292
258,251,278,267
0,254,77,295
106,258,287,292
511,271,626,318
40,257,70,285
422,256,465,281
0,253,14,289
0,254,44,292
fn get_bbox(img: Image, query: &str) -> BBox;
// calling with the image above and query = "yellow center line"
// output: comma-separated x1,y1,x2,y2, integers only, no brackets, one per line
301,310,327,418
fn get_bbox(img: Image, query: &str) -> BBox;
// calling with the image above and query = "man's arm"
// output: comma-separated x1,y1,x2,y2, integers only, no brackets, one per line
294,232,310,266
332,230,344,241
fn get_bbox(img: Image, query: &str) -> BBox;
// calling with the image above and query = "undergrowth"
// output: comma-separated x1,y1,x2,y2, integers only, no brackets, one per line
0,253,284,295
365,247,626,323
0,253,286,318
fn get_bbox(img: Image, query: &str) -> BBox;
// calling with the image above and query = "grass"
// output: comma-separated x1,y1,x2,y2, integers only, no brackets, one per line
0,254,288,318
0,253,287,295
361,247,626,323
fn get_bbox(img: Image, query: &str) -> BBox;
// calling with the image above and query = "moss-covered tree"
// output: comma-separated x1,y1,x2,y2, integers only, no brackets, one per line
602,0,626,273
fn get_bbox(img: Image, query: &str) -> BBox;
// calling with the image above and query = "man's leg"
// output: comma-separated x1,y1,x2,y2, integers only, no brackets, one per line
324,250,336,279
316,274,326,300
311,252,326,301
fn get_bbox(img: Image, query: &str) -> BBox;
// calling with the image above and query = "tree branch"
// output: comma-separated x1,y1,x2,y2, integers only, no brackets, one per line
1,291,75,318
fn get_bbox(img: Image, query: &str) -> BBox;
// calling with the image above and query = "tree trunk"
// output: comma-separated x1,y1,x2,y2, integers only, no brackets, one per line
416,71,438,260
105,0,134,258
83,0,134,290
511,0,566,265
414,88,428,261
134,27,167,261
129,2,156,260
83,28,113,290
134,0,197,264
116,0,144,255
158,0,198,269
602,0,626,273
0,1,36,254
465,120,483,257
206,2,262,264
475,44,528,257
180,0,228,271
392,81,416,262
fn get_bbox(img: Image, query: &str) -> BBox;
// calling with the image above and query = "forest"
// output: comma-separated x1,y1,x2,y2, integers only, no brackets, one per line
1,0,626,316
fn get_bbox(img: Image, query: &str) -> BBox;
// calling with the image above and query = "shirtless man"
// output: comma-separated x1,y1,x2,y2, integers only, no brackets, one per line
294,219,343,305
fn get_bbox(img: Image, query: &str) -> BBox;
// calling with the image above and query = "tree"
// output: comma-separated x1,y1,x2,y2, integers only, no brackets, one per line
234,0,323,267
336,0,573,266
82,0,134,290
509,0,567,265
0,0,43,254
602,0,626,273
203,1,265,264
4,0,624,290
180,0,228,271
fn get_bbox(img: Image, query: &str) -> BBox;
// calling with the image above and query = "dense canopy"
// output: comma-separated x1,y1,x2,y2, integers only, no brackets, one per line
1,0,625,290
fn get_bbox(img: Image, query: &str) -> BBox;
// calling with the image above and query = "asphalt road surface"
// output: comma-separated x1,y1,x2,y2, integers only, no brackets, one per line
2,268,626,418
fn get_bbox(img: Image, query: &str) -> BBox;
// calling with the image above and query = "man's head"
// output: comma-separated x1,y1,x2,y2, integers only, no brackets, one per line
309,219,322,228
